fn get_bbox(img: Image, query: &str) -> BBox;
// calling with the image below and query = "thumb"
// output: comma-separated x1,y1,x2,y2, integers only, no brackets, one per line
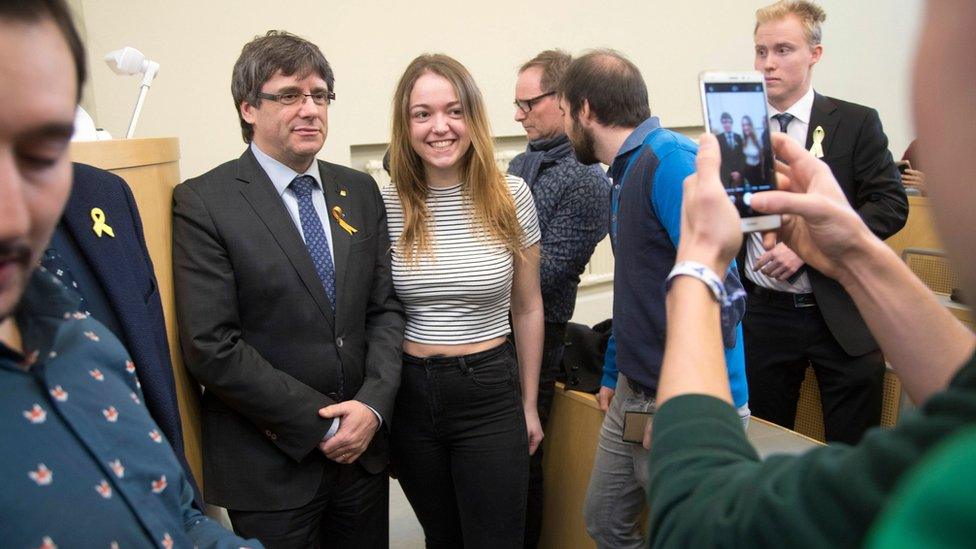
695,133,721,176
750,190,820,219
318,402,347,419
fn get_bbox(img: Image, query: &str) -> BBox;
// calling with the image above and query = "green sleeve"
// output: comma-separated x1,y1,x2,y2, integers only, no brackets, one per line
866,427,976,548
647,365,976,549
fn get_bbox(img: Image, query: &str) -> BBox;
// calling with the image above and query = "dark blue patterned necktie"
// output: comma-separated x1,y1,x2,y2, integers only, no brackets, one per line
773,113,795,133
290,175,336,310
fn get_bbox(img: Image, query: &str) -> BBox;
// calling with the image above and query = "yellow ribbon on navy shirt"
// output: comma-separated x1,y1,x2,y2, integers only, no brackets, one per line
90,208,115,238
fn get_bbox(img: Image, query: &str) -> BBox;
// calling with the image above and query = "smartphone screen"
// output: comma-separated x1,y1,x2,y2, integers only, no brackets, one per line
702,80,778,222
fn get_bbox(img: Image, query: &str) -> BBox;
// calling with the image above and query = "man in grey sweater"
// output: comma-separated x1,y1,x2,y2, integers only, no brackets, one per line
508,49,611,549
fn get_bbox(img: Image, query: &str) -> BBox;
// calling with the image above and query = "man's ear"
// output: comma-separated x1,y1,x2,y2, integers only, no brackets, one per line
240,100,257,125
810,44,823,67
579,99,595,128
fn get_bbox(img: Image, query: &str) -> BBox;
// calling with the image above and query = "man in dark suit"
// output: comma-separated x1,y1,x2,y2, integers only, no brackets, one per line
742,0,908,444
717,111,746,186
46,162,198,501
172,31,404,547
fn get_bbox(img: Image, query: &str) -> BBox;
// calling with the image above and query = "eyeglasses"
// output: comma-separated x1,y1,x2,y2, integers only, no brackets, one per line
514,91,555,114
257,90,336,106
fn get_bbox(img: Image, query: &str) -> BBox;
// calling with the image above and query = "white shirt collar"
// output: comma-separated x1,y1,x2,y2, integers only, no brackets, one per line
768,86,815,126
250,142,322,197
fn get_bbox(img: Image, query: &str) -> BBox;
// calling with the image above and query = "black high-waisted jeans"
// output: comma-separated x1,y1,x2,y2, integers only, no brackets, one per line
392,340,529,549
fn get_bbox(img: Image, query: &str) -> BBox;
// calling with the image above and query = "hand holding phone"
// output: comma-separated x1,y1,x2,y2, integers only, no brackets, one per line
700,71,781,232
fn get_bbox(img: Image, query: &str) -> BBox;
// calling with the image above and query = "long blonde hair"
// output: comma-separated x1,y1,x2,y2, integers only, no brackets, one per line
389,54,523,264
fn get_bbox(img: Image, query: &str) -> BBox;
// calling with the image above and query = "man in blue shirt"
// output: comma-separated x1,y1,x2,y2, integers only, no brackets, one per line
557,50,749,548
508,49,611,549
0,1,258,546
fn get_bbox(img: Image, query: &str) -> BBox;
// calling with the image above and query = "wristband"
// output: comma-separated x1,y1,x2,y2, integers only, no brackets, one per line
665,261,727,304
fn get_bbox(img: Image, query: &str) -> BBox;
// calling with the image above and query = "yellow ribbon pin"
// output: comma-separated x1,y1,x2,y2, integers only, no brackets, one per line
810,126,825,158
90,208,115,238
331,206,358,235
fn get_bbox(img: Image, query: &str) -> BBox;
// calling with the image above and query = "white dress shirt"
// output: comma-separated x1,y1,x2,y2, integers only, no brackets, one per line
250,142,335,263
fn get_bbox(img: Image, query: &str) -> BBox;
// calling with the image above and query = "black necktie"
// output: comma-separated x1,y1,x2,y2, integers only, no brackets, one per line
773,113,795,133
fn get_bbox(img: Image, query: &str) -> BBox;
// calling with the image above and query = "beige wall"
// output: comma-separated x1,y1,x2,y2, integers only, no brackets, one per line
75,0,922,180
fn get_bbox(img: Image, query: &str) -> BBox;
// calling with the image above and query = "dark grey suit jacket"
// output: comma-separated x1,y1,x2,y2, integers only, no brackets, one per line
718,131,746,184
804,94,908,356
738,93,908,356
172,149,404,511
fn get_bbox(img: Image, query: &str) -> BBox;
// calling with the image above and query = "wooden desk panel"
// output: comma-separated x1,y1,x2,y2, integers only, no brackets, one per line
886,196,942,257
540,384,821,548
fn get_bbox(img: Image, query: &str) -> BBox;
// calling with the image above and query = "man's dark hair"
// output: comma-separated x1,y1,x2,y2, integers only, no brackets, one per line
721,112,733,122
0,0,86,102
519,49,573,93
231,30,335,143
557,49,650,128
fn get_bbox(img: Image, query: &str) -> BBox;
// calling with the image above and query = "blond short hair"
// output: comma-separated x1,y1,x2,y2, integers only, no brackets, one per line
755,0,826,47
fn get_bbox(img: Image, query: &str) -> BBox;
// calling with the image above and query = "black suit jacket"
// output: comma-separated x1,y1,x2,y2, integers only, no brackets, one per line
172,149,404,511
739,93,908,356
62,164,198,501
718,132,746,184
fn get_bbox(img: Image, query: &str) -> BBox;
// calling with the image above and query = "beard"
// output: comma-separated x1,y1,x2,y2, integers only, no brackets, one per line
569,117,600,165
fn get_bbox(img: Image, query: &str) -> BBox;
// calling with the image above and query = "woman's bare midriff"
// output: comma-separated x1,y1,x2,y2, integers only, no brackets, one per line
403,336,508,358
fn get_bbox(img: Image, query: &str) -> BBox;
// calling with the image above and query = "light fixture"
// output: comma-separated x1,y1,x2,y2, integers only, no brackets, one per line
104,46,160,138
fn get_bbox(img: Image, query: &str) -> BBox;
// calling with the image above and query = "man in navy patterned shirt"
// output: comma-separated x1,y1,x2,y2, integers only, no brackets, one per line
0,1,259,547
508,49,610,549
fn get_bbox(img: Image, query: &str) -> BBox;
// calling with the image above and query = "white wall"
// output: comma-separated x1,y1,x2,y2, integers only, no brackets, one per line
76,0,923,180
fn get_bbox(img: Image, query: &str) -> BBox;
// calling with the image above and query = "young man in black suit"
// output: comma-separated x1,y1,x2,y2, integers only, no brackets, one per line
172,31,404,548
741,0,908,444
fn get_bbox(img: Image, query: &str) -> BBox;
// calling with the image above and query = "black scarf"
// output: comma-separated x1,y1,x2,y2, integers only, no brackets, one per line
512,134,574,188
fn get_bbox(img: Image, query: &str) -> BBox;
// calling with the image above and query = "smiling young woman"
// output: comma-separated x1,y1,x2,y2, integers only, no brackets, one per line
383,54,545,548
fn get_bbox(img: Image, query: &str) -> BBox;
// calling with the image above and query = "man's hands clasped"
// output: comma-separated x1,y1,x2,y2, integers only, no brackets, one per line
318,400,380,465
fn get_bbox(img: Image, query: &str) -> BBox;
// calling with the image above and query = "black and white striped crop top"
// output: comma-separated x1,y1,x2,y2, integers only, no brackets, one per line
381,175,541,345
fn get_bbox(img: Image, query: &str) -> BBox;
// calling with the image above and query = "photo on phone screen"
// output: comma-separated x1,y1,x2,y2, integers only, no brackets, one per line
700,74,780,231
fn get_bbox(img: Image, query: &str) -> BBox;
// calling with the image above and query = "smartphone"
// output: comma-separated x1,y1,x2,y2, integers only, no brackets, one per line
897,159,912,174
699,71,781,232
622,410,652,444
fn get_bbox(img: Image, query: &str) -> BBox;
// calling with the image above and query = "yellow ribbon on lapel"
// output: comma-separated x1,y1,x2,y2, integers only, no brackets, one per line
90,208,115,238
810,126,825,158
331,206,358,235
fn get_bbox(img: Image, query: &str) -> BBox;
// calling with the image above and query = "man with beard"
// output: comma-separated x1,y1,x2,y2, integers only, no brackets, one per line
557,50,748,548
0,1,259,546
507,49,610,549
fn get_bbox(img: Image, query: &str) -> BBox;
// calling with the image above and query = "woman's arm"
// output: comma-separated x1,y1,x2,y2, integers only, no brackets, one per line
512,243,545,455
